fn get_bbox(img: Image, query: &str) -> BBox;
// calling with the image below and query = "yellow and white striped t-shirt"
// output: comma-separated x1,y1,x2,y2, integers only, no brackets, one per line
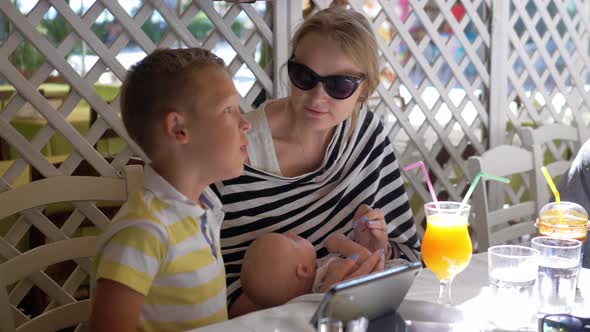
95,165,227,332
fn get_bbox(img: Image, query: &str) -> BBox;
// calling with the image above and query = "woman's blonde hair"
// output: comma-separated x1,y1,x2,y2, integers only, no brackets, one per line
291,3,379,127
291,0,379,138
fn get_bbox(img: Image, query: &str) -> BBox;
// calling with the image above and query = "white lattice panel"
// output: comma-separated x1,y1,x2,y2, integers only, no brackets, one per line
0,0,277,321
503,0,590,205
308,0,492,234
310,0,589,235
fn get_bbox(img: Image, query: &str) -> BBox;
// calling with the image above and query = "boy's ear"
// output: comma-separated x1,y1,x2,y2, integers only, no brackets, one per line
163,111,189,144
296,263,313,279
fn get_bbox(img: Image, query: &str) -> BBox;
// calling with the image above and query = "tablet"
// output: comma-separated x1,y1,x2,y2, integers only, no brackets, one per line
310,261,422,326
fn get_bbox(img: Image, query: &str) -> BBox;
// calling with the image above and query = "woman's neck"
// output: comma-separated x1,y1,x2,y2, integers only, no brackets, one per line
287,103,334,151
286,102,335,174
265,98,337,177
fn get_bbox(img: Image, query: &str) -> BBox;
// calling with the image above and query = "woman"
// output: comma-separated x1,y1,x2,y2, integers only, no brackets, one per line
213,2,420,316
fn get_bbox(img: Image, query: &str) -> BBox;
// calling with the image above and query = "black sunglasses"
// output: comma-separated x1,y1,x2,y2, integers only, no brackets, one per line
541,314,590,331
287,58,366,100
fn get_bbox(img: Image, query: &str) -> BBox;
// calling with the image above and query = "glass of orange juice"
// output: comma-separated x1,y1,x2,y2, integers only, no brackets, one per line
421,201,472,305
535,202,588,243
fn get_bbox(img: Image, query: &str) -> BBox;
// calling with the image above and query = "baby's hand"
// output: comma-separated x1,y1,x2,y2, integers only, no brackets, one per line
352,204,389,254
319,250,385,292
324,232,371,263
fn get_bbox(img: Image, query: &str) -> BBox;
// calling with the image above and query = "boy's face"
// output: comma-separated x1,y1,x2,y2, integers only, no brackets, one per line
185,66,250,182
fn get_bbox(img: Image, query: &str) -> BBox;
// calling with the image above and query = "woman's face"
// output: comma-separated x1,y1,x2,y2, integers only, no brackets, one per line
289,32,366,132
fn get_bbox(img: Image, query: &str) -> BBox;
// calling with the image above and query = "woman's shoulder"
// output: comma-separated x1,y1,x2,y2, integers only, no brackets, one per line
245,98,287,128
355,108,386,138
261,98,289,130
241,99,284,175
361,108,380,127
243,102,266,124
242,101,272,138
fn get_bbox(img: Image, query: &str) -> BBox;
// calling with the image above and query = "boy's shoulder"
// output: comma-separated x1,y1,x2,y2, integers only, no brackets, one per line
97,189,170,254
116,185,222,228
114,189,168,223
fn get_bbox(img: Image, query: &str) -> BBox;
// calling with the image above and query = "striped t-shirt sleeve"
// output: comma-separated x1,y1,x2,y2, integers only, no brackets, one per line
96,223,167,295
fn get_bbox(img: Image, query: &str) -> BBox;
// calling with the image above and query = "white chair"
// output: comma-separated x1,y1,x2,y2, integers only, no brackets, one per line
518,123,585,151
467,145,543,252
0,237,98,332
0,165,143,332
518,124,584,207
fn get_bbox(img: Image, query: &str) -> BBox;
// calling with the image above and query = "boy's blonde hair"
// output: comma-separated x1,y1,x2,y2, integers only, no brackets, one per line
121,48,226,156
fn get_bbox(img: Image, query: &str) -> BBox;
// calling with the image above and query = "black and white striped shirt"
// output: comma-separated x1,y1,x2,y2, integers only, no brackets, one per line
212,104,420,304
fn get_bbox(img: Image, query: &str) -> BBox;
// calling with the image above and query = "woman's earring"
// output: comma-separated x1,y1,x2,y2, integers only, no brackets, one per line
357,99,365,111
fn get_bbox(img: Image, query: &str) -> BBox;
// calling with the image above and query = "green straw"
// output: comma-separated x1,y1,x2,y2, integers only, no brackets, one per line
461,172,510,205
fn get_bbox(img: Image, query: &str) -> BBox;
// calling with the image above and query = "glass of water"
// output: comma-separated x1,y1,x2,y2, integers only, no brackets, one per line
532,236,582,314
487,245,539,330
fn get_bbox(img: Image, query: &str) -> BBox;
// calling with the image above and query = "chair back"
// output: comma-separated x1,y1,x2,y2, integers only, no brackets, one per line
0,165,143,220
0,237,98,332
518,124,584,207
0,165,143,332
467,145,543,252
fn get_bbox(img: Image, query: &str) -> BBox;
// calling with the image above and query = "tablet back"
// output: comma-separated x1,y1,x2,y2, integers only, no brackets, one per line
310,261,422,325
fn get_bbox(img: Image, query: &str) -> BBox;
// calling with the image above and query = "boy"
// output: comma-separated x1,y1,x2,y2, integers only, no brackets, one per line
90,48,250,332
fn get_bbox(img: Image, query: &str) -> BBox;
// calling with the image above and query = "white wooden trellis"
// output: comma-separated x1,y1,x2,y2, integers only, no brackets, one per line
0,0,589,322
306,0,588,235
0,0,285,321
309,0,493,236
497,0,590,209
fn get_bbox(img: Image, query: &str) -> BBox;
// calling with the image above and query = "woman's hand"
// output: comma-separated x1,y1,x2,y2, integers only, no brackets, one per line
318,250,385,292
352,204,389,254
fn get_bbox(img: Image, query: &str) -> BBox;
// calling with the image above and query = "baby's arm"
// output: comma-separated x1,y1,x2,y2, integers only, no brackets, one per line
324,233,371,262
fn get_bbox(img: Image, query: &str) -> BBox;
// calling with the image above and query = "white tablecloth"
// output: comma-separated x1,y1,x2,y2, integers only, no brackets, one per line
191,253,590,332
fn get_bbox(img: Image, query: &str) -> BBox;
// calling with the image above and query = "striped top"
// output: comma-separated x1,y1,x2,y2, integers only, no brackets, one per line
95,165,227,332
212,103,420,305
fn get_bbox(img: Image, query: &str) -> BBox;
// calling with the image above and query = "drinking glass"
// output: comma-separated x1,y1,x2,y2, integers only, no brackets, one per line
532,236,582,314
487,245,539,330
536,201,588,243
422,201,472,305
535,201,588,287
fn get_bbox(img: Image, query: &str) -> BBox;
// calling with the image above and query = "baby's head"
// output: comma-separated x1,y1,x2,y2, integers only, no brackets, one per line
121,48,250,181
241,232,317,308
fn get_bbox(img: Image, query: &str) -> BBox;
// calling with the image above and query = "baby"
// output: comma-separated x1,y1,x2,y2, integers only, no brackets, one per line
241,232,383,309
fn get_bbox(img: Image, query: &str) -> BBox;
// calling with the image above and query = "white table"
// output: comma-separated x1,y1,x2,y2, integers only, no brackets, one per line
191,253,590,332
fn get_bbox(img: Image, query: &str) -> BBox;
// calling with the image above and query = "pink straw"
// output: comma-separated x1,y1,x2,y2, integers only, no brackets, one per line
403,161,438,202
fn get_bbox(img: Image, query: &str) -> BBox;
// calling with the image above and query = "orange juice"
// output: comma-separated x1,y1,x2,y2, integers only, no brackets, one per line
421,214,472,280
536,202,588,243
537,217,587,242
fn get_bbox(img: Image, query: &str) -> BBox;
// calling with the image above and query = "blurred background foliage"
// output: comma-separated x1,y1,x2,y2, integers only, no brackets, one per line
3,0,246,73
